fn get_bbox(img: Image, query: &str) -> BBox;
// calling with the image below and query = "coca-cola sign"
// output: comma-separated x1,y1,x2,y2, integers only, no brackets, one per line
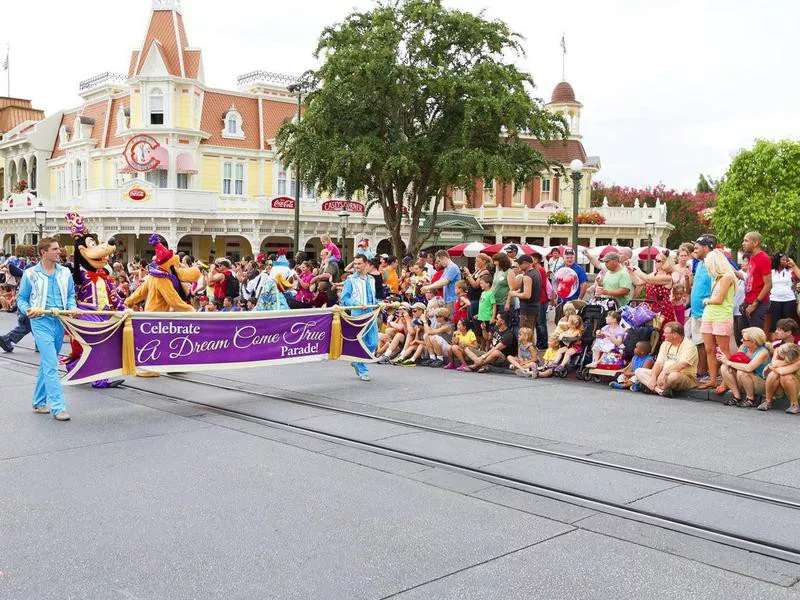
321,200,364,213
271,196,296,209
129,188,147,201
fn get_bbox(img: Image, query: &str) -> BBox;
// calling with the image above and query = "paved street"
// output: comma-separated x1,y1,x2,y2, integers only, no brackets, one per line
1,312,800,599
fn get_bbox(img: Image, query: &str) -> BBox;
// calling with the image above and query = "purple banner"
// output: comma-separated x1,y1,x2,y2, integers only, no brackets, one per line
61,308,378,385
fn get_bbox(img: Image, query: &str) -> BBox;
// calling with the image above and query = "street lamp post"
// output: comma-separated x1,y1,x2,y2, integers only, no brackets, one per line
569,159,583,252
644,215,656,273
34,200,47,242
286,83,304,258
338,209,350,266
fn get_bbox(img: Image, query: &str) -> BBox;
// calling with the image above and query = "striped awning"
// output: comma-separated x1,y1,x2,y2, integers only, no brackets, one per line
176,152,197,174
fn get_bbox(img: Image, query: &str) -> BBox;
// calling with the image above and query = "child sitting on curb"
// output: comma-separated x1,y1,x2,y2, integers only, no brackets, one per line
508,327,538,377
611,341,655,390
537,335,563,378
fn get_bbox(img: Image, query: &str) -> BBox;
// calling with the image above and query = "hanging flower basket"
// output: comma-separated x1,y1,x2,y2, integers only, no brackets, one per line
576,210,606,225
14,244,37,258
547,211,571,225
13,180,28,194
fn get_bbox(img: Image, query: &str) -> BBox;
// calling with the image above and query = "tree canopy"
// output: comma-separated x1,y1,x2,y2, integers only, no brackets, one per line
276,0,567,256
713,139,800,253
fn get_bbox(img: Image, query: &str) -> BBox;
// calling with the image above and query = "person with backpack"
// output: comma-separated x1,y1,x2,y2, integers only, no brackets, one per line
210,259,238,300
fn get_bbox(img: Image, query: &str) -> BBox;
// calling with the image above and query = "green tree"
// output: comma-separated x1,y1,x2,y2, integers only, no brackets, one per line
714,139,800,253
276,0,567,256
696,173,713,193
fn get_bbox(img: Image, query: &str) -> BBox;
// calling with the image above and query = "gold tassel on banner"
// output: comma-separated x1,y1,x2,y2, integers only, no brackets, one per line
329,308,343,360
121,314,136,375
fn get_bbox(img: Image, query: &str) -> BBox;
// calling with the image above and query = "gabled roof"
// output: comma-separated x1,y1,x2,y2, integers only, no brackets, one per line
132,7,197,78
200,91,261,149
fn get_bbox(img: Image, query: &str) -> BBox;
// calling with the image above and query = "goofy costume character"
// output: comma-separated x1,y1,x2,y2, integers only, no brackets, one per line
16,258,77,419
339,265,378,381
64,211,125,388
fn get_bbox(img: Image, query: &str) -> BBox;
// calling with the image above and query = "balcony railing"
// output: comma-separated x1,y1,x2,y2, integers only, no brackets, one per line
236,70,298,88
79,72,126,92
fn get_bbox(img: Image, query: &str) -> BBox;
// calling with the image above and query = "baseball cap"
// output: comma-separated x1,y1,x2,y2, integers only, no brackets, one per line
505,244,519,254
602,252,621,262
694,235,716,248
358,239,368,247
517,254,533,264
563,248,575,256
411,302,426,311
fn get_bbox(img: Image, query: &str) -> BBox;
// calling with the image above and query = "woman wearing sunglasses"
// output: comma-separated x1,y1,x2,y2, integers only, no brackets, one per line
627,252,677,337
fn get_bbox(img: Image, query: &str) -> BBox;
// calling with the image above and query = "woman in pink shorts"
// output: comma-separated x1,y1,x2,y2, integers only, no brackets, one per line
699,250,737,392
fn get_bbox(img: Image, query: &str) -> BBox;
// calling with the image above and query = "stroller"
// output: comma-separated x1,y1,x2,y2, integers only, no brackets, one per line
554,303,607,378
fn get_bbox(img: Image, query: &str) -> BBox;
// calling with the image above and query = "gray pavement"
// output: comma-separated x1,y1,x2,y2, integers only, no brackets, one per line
1,311,800,598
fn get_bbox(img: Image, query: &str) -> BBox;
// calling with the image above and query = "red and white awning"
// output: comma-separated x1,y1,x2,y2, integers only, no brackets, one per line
176,152,197,174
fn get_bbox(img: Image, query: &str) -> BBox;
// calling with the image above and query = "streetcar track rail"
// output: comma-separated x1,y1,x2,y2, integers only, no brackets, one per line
4,349,800,566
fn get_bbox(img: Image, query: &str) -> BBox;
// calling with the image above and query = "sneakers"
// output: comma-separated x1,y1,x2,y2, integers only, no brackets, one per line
32,405,50,414
514,368,531,378
456,365,468,371
53,411,71,421
400,359,417,367
630,383,642,393
609,382,625,390
428,359,444,368
0,336,12,353
443,362,457,370
359,375,371,382
419,359,434,367
376,355,391,364
390,356,407,365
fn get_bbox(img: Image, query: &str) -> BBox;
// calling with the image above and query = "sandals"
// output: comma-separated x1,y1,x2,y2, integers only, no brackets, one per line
757,401,772,411
786,405,800,415
724,397,740,406
738,398,756,408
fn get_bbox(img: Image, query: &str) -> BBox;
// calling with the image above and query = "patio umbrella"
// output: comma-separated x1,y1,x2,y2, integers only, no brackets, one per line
588,245,620,258
447,241,487,258
483,243,547,256
545,245,590,264
634,246,669,261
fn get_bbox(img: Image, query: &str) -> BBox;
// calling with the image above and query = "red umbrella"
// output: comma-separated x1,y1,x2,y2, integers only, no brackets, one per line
447,242,487,257
589,245,620,258
634,246,668,260
484,243,547,256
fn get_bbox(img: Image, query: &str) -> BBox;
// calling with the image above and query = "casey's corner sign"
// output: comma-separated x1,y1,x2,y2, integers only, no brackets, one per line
270,197,366,213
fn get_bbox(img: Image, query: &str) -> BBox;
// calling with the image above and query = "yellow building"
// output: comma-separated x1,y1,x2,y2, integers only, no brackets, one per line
0,0,671,260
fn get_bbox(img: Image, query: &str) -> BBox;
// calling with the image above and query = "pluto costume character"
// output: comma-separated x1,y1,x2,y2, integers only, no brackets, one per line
124,235,200,312
65,211,125,389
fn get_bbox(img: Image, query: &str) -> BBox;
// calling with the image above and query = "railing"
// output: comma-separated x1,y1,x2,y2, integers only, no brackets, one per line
236,70,298,88
79,72,126,91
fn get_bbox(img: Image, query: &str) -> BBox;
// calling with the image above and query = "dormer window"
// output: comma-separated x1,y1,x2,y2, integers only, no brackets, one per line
59,125,69,147
116,106,129,135
221,106,244,139
150,88,164,125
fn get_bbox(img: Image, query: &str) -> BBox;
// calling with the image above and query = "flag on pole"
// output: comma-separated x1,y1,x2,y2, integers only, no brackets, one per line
560,34,566,54
1,51,8,72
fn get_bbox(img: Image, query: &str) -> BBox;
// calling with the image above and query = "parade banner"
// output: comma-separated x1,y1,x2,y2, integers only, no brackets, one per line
57,307,379,385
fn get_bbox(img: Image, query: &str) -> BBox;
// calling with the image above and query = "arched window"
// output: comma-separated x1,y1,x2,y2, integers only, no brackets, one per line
149,88,164,125
222,107,244,139
74,160,83,196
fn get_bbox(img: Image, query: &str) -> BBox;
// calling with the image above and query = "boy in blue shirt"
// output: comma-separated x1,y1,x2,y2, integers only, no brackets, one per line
611,341,655,390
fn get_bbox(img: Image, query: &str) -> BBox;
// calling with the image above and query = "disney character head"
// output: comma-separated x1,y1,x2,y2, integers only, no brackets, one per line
66,211,117,284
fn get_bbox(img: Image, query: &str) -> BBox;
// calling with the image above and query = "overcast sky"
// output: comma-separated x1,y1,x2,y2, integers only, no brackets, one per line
4,0,799,191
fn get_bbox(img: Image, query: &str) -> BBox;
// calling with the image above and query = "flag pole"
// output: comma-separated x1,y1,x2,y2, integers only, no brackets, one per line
6,44,9,97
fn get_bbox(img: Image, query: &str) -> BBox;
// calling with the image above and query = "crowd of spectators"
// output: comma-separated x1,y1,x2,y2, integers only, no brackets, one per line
2,229,800,414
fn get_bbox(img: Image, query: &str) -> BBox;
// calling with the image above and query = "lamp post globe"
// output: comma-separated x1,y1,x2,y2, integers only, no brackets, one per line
569,159,583,254
338,209,350,266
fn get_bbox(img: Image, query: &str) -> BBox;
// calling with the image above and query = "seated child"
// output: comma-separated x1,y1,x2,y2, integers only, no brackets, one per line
587,310,626,368
508,327,538,377
555,314,584,371
769,318,800,352
760,342,800,413
555,302,578,335
611,341,655,389
537,335,563,378
447,319,479,370
423,307,454,367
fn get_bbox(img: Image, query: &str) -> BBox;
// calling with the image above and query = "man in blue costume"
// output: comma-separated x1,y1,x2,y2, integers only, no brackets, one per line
339,254,378,381
16,237,77,421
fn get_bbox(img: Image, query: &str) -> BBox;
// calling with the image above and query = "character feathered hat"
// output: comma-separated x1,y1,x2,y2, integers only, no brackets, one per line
149,234,174,265
66,211,90,239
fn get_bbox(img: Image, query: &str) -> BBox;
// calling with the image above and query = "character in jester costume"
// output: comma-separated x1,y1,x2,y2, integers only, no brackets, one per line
64,211,125,389
124,235,200,312
338,254,379,381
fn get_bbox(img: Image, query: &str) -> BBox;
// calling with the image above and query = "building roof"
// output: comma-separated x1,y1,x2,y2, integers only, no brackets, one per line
132,7,194,78
0,97,45,134
524,138,587,165
200,91,261,149
422,212,484,232
550,81,578,104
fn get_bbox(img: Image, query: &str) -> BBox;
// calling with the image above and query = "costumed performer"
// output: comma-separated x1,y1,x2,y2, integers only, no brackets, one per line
63,211,125,389
16,237,77,421
253,261,290,311
339,254,378,381
124,234,200,312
